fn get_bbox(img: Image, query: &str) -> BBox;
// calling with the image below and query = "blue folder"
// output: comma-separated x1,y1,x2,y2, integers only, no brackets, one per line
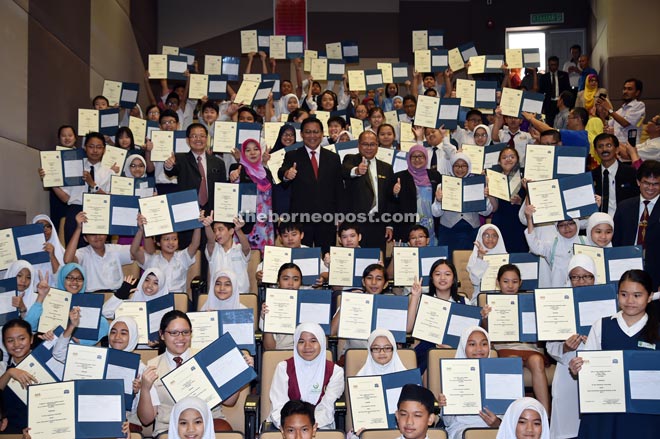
61,148,86,186
371,294,409,342
0,277,18,326
236,122,263,149
237,183,258,219
108,194,140,236
292,247,323,285
475,80,498,109
31,326,65,379
484,55,504,74
573,284,618,335
522,48,541,68
511,253,541,290
173,130,188,153
382,369,424,426
554,147,589,178
419,246,450,285
351,248,381,286
437,97,461,130
75,379,126,438
559,172,598,220
517,91,546,118
392,63,409,83
459,42,478,62
257,29,273,53
342,41,360,64
297,289,333,334
461,175,487,212
427,30,445,48
99,108,120,136
70,293,105,340
263,73,281,100
414,297,483,347
118,82,139,109
166,55,188,81
218,308,256,354
207,74,229,100
221,56,240,81
334,140,360,162
165,190,204,233
486,292,537,343
574,244,644,284
327,60,346,81
254,81,276,106
147,294,176,342
286,36,304,59
10,223,50,266
430,49,449,73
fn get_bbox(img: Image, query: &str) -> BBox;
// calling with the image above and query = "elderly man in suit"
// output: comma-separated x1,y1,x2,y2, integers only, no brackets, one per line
342,130,395,251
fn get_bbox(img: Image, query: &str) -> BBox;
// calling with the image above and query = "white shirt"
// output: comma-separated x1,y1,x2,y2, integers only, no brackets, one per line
638,194,660,226
608,99,645,145
497,127,533,167
452,126,474,148
305,145,321,167
141,250,195,292
584,311,649,350
636,136,660,161
563,60,580,88
205,242,250,294
62,160,112,205
601,160,619,215
192,151,206,174
75,244,133,291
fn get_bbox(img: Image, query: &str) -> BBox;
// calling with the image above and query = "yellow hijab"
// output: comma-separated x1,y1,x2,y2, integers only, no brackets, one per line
583,73,599,110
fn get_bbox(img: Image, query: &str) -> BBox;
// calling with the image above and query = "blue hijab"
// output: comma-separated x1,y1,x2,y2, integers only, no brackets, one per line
56,263,87,293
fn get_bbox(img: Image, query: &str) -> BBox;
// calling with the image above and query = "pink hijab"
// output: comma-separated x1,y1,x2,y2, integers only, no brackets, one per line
406,144,431,187
240,138,271,192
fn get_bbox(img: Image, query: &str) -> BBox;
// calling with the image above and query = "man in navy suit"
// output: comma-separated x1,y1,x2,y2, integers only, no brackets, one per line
278,118,345,251
540,56,571,128
613,160,660,289
591,133,639,216
342,131,395,251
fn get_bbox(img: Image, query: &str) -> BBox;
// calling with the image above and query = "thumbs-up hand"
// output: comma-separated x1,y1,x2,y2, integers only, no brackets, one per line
164,151,176,169
393,177,402,196
285,162,298,180
357,157,368,175
230,165,242,183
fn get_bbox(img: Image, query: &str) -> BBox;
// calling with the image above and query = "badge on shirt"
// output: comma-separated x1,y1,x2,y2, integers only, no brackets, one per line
638,341,656,350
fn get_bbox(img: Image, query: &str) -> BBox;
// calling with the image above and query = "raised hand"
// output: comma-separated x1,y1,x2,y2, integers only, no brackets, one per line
285,162,298,180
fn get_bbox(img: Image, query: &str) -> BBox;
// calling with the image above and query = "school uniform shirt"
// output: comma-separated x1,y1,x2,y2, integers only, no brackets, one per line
75,244,133,291
524,225,587,288
497,127,533,166
546,341,580,438
433,198,493,228
451,126,475,148
583,310,648,351
636,136,660,161
153,161,178,185
62,160,112,205
205,242,250,295
140,250,195,292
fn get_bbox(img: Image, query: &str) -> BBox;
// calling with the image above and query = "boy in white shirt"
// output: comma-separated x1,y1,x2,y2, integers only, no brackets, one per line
204,216,251,294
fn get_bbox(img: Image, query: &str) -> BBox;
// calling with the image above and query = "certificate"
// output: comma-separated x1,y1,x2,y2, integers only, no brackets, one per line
412,30,428,51
377,62,393,84
240,30,258,54
524,144,555,181
0,230,18,270
204,55,222,75
114,301,149,344
139,195,174,236
505,49,523,69
486,169,511,201
414,50,431,73
348,70,366,91
262,246,293,284
338,292,374,340
578,350,626,413
269,35,286,59
304,50,318,72
412,295,451,344
441,359,482,415
213,183,240,222
213,121,238,153
148,54,167,79
110,175,134,196
189,74,209,99
129,116,147,146
350,118,365,137
329,247,355,287
534,288,577,340
233,80,260,106
150,130,174,161
78,109,99,135
480,254,510,291
40,151,64,187
467,55,486,75
349,376,389,430
63,344,107,380
187,312,221,350
311,59,328,81
499,87,523,118
38,288,71,333
441,175,463,212
574,244,606,283
527,180,564,224
263,288,298,334
326,42,342,59
456,79,475,108
393,247,419,286
101,145,127,171
461,144,484,175
102,80,122,106
161,357,222,408
28,381,75,439
448,47,465,72
413,95,440,128
81,193,110,234
7,353,57,404
486,294,520,342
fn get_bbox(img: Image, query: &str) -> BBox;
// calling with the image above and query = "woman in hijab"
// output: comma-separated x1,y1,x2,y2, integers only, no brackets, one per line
356,329,407,376
201,269,245,311
392,145,442,243
576,73,608,112
496,397,550,439
31,214,65,283
102,268,168,319
167,396,215,439
473,124,492,147
228,138,275,252
268,322,344,430
586,212,614,248
467,224,507,302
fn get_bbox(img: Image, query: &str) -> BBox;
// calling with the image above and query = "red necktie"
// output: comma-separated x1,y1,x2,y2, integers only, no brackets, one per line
637,200,650,249
197,156,208,206
173,356,183,368
508,131,516,148
310,150,319,179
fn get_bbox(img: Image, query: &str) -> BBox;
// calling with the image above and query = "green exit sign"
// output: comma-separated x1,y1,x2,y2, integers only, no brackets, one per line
530,12,564,25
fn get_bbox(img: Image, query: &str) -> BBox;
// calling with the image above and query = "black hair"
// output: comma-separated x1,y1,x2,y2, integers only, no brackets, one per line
166,92,180,104
385,83,399,98
212,221,236,231
618,270,659,343
338,222,360,236
172,83,185,92
594,132,619,149
287,109,308,122
368,107,385,119
624,78,643,94
158,310,192,353
300,117,323,133
571,107,589,127
426,259,461,302
237,106,259,123
281,79,293,88
317,90,338,111
548,55,560,63
362,263,387,282
327,115,347,129
145,104,160,117
2,318,33,341
540,129,561,144
277,262,303,282
402,94,417,105
154,231,179,245
201,100,220,114
278,222,304,236
422,72,435,80
115,126,136,149
377,123,396,137
465,109,484,122
408,224,430,238
498,146,520,163
92,95,109,107
280,400,316,427
423,88,438,97
497,264,521,282
186,122,208,138
636,159,660,181
160,109,179,124
57,124,77,140
570,44,582,52
84,132,106,147
559,90,575,108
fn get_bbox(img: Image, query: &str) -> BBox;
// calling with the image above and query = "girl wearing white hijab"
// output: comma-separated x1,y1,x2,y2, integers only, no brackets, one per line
467,224,507,304
585,212,614,247
4,260,38,317
167,396,215,439
275,93,300,121
496,397,549,439
473,124,492,147
102,268,168,318
357,329,406,376
201,269,245,311
444,326,501,439
268,322,344,430
31,214,65,283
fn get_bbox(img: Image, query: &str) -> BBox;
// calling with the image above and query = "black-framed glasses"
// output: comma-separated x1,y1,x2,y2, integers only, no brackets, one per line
370,346,394,353
569,274,595,282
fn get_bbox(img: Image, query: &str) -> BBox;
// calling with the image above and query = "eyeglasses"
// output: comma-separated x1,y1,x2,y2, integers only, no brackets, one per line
130,163,145,168
482,233,498,240
302,130,321,135
147,111,160,116
282,132,295,137
164,330,192,337
453,163,468,169
360,142,378,148
410,155,426,160
65,276,84,282
190,134,207,140
640,180,660,188
86,144,104,150
370,346,394,353
569,274,595,282
166,101,178,107
161,120,177,126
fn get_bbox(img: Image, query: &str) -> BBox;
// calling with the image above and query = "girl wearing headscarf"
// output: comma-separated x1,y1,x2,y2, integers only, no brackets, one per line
576,73,608,112
472,124,492,147
357,329,406,376
435,153,493,255
5,260,37,320
273,93,300,121
102,268,168,319
268,322,344,430
201,269,246,311
167,396,215,439
444,326,502,439
467,224,507,303
228,138,275,252
31,214,65,284
586,212,614,247
496,397,550,439
392,144,442,243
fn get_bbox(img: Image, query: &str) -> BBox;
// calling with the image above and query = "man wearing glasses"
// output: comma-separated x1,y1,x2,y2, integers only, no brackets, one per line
279,118,345,251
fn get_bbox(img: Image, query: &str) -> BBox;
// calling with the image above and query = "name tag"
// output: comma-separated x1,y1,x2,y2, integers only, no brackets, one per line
638,341,656,350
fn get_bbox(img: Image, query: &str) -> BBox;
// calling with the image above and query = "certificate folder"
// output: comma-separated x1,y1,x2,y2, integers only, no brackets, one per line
392,246,449,286
348,368,423,430
573,244,643,285
486,293,537,342
572,284,618,335
82,193,139,236
329,247,380,287
475,80,498,109
77,108,120,136
263,288,333,335
188,309,255,354
262,246,322,285
222,57,240,81
45,148,85,187
392,63,409,83
522,48,541,68
0,277,18,325
437,97,461,130
479,253,540,292
213,182,258,222
162,333,257,409
7,337,61,404
441,175,487,213
28,379,125,439
578,350,660,415
213,121,263,152
0,223,49,269
102,80,139,108
62,344,140,412
412,295,482,347
115,293,174,344
338,293,409,342
527,172,597,223
31,326,65,380
523,144,587,181
328,60,346,81
139,189,203,237
440,357,524,415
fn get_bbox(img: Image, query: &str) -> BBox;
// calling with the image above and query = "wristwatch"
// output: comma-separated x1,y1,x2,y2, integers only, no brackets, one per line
608,109,614,114
92,185,100,193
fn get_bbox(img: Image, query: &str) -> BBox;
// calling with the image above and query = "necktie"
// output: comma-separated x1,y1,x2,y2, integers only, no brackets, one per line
508,131,517,148
197,156,208,206
637,200,650,248
366,160,377,209
88,164,95,192
430,146,438,170
173,356,183,368
310,150,319,179
601,169,610,214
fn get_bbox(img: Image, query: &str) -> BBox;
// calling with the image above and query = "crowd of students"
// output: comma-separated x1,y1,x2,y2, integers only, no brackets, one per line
1,35,658,439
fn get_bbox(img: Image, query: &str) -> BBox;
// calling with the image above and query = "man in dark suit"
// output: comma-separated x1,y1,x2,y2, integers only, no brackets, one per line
342,131,395,251
591,133,639,216
539,56,571,128
613,160,660,289
278,118,345,251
